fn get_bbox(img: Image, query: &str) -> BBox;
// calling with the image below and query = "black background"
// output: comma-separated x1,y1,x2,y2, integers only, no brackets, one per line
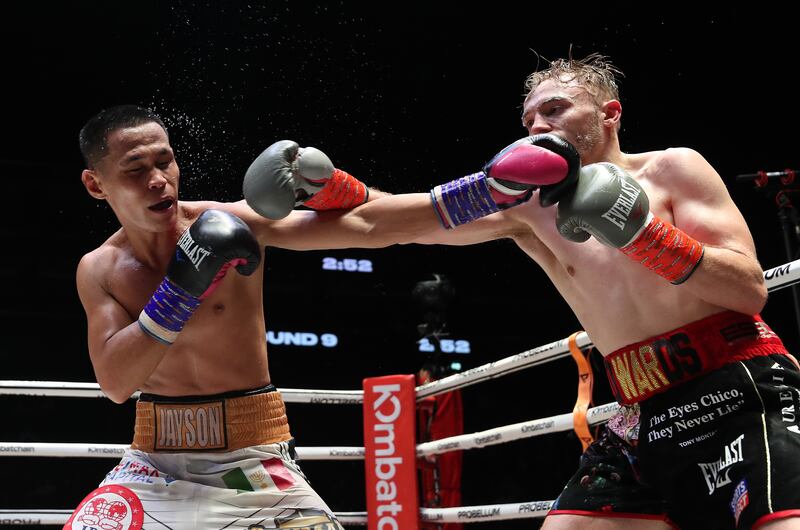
2,2,799,528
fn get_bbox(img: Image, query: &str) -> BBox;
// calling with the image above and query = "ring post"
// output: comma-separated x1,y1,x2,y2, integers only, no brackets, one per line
363,375,420,530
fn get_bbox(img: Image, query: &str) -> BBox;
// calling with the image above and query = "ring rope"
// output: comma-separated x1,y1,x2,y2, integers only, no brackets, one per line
0,500,556,525
0,382,363,404
420,500,554,522
416,401,619,457
0,442,365,461
0,402,621,461
0,509,368,526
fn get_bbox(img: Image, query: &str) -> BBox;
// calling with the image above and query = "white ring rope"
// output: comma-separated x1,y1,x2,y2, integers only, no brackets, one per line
0,509,368,526
763,258,800,293
0,501,556,525
420,500,554,523
0,402,618,461
417,401,619,457
416,331,592,400
0,442,365,460
0,402,617,461
0,382,363,404
2,259,798,526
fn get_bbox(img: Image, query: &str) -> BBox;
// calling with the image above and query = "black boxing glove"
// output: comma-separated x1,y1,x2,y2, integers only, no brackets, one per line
138,209,261,344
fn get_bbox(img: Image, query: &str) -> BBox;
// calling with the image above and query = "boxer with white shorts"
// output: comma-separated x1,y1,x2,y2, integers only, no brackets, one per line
71,104,577,528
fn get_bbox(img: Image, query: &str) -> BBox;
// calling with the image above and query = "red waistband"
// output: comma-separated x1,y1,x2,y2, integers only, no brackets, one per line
604,311,788,405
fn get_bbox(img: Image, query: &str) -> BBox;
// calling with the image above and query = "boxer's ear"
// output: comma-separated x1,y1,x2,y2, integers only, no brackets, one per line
82,169,106,199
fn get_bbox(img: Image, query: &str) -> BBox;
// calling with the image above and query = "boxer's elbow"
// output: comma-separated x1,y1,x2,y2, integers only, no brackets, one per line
105,386,135,404
724,271,768,316
106,389,134,405
742,261,769,315
95,371,135,404
745,280,769,316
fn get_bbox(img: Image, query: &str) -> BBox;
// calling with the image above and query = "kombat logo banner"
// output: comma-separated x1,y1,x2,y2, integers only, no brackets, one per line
362,375,419,530
698,434,744,494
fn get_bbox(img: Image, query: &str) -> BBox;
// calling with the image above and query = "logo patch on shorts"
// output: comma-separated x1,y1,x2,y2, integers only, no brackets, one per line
65,484,144,530
730,479,749,527
697,434,744,494
154,400,227,451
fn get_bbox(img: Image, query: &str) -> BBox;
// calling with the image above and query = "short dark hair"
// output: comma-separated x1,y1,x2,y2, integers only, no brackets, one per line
79,105,168,168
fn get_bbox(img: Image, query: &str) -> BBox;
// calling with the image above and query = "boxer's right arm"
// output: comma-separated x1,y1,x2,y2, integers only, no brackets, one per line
78,210,261,403
77,253,171,404
136,209,261,344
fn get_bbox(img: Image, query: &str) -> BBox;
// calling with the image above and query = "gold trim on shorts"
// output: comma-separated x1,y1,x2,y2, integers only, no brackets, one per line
131,389,292,452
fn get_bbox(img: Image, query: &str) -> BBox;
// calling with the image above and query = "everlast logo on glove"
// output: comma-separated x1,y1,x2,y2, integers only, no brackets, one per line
601,176,642,230
605,312,788,405
176,230,212,271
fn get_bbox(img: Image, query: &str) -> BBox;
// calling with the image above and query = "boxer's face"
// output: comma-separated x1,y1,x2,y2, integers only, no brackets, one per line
82,121,180,232
522,79,607,163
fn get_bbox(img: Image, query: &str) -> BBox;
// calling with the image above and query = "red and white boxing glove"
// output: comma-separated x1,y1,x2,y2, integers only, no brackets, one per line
243,140,368,220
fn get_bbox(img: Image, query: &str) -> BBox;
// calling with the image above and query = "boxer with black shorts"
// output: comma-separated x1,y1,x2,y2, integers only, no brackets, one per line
380,53,800,529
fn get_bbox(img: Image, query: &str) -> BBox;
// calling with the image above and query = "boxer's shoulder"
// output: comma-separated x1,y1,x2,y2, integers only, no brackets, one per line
78,231,144,294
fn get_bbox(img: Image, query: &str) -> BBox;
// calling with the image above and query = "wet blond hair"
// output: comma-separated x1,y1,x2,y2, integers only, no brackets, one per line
524,52,623,105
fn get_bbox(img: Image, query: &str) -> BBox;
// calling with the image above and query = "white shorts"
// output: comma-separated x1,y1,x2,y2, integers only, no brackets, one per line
63,440,343,529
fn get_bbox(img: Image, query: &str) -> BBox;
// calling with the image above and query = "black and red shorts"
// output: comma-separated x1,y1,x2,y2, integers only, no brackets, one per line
550,311,800,529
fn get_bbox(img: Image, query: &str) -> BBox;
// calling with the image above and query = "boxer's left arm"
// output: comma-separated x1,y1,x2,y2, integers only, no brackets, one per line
556,149,766,315
230,192,444,250
230,191,530,252
243,140,379,220
658,148,767,313
235,134,576,249
77,251,173,403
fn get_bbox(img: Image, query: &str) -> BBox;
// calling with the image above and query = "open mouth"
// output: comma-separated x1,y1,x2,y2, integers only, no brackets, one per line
149,199,174,211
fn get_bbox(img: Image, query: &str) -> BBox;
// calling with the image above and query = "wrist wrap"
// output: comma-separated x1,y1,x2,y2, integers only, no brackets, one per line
621,214,704,284
138,278,201,344
303,169,369,210
430,172,500,229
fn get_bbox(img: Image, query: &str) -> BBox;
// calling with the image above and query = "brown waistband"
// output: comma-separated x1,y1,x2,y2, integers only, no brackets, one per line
604,311,788,405
131,386,292,453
